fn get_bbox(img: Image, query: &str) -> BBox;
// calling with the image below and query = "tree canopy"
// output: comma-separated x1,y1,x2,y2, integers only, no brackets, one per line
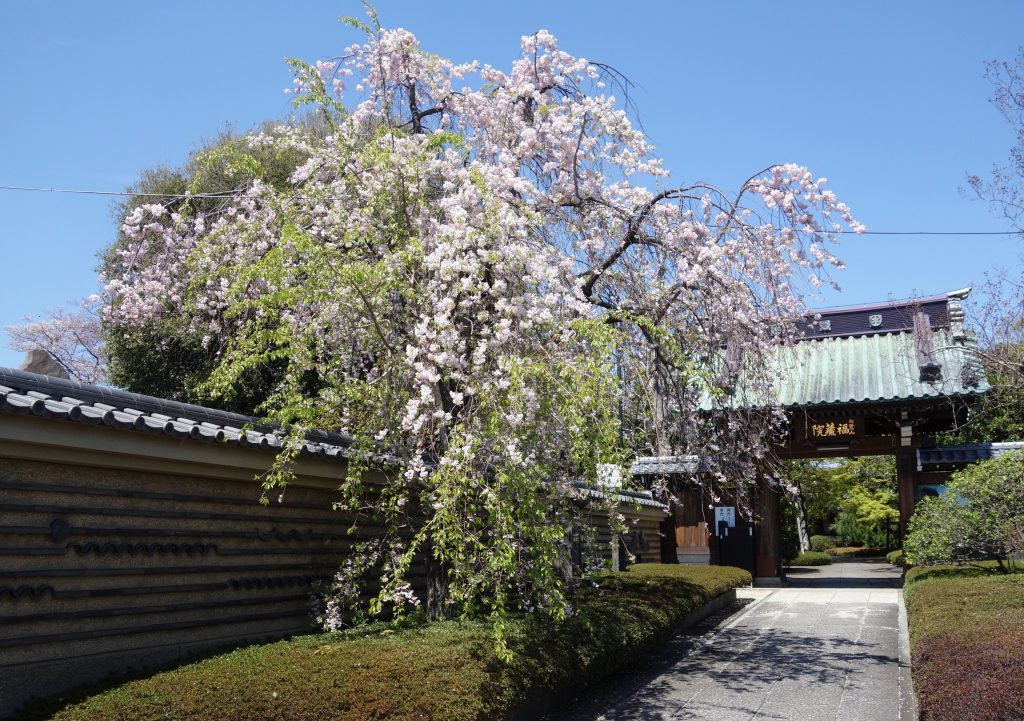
5,116,334,408
967,46,1024,235
782,456,897,552
955,47,1024,444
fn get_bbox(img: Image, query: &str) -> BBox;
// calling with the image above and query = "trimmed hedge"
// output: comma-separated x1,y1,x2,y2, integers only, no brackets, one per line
788,551,831,566
21,564,750,721
809,535,838,552
825,546,885,558
905,561,1023,587
886,549,903,566
905,569,1024,721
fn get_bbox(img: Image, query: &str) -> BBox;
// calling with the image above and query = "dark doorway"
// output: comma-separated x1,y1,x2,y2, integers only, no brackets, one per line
718,522,756,577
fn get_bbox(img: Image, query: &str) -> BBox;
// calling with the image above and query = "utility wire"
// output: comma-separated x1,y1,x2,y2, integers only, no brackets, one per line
0,183,1020,236
852,230,1020,236
0,185,239,200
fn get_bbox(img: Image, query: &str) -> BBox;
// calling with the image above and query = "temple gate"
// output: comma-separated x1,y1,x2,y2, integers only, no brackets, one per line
634,288,992,582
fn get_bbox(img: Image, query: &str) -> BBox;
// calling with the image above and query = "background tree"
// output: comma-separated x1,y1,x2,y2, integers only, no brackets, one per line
829,456,898,547
5,296,104,383
782,456,898,556
780,459,834,553
5,115,334,405
103,118,338,410
951,269,1024,443
967,47,1024,235
955,47,1024,443
784,459,841,538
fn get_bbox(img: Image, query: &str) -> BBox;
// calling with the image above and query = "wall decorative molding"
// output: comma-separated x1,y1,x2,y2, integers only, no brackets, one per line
68,541,219,557
0,585,54,601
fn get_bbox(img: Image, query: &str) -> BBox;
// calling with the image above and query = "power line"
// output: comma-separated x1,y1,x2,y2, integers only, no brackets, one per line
0,183,1020,237
0,185,239,200
852,230,1019,236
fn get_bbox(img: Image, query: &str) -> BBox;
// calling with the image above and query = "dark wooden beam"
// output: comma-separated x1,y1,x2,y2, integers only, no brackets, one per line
896,447,917,541
754,476,780,581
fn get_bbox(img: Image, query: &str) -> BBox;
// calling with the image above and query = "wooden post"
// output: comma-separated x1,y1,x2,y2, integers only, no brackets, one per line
896,448,917,543
755,476,781,583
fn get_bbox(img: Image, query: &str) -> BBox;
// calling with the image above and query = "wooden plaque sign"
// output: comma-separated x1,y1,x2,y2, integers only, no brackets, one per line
806,417,859,442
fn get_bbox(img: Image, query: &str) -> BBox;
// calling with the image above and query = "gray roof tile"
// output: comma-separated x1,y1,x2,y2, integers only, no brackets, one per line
630,455,710,476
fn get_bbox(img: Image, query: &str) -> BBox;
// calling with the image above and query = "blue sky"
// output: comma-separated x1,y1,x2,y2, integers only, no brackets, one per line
2,1,1023,370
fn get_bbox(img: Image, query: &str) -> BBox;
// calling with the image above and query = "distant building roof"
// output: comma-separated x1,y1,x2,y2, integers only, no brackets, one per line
630,455,703,477
797,290,965,340
917,442,1024,472
572,481,668,509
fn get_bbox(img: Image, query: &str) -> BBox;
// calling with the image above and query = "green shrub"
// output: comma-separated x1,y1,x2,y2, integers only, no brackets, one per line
886,550,903,566
832,508,893,549
809,535,837,552
905,574,1024,720
788,551,831,566
20,564,750,721
905,451,1024,569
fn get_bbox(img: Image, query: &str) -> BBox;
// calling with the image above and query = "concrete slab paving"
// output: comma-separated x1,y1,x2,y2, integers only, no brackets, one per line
553,562,907,721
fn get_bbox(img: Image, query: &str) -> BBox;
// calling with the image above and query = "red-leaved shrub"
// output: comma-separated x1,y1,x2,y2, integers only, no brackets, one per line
914,630,1024,721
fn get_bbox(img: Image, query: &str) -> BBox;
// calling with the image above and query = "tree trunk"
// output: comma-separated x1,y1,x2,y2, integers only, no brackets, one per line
790,479,811,553
425,539,450,620
795,502,811,553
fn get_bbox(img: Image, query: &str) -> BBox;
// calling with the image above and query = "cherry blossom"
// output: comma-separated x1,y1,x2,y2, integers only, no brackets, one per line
6,296,105,384
98,20,862,639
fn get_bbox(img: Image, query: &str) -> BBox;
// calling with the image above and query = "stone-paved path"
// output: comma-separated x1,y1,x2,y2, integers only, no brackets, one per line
553,561,909,721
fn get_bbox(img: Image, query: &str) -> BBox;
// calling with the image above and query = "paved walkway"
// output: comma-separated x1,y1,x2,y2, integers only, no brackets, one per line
556,562,908,721
782,558,903,589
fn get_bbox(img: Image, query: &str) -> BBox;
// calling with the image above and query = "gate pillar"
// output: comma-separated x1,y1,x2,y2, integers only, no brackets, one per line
754,476,781,584
896,447,917,541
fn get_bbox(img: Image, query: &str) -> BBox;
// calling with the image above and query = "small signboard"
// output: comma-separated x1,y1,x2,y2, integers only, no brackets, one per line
714,506,736,528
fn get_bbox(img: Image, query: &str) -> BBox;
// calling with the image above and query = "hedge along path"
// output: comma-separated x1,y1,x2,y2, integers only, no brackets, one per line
24,564,750,721
905,572,1024,721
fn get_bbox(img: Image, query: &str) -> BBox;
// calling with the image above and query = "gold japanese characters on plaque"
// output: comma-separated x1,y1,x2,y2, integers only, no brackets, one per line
807,418,859,440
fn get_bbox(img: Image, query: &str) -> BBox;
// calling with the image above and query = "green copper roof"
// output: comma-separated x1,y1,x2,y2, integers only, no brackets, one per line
769,327,989,407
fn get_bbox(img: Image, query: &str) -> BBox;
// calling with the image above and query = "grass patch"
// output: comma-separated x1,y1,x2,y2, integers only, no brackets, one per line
21,564,750,721
905,569,1024,721
787,551,831,566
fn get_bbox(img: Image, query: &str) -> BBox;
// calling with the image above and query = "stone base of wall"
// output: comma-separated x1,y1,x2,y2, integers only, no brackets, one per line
676,549,711,565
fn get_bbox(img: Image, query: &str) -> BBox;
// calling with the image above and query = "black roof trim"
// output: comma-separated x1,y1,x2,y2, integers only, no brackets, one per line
807,291,952,316
917,442,1024,471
